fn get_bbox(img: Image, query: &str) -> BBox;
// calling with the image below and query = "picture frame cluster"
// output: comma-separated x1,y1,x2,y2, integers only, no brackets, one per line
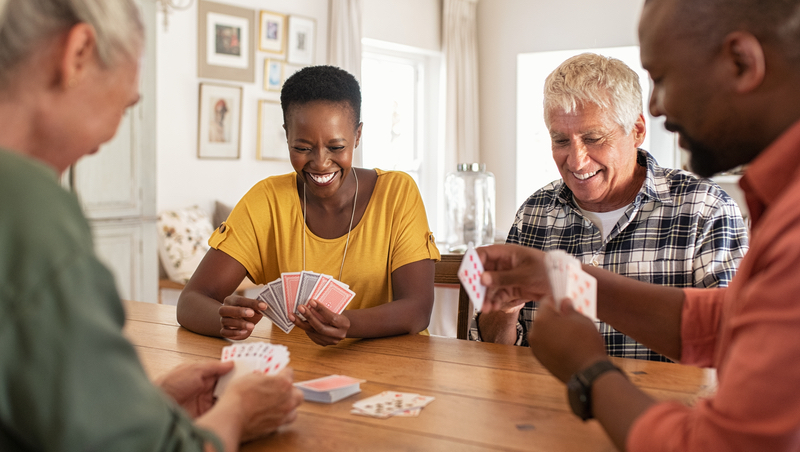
196,1,315,160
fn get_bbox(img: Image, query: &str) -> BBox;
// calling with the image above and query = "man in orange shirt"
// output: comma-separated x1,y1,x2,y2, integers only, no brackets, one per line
477,0,800,450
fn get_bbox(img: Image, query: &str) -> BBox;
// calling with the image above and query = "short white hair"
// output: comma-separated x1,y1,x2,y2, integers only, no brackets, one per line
543,53,643,134
0,0,143,87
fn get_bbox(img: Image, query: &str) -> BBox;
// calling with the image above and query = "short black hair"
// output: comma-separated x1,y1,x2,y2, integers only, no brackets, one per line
280,65,362,128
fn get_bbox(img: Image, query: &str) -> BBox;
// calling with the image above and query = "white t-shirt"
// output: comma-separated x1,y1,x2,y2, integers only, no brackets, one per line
579,204,629,241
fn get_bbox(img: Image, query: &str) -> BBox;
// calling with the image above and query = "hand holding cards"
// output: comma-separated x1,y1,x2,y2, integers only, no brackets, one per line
544,250,597,320
257,271,355,333
213,342,290,397
458,242,486,311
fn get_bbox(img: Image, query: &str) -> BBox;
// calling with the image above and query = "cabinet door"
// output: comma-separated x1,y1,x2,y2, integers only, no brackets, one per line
91,220,158,303
72,110,142,220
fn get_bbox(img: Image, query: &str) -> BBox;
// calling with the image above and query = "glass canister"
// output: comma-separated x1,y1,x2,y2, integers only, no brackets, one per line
444,163,496,253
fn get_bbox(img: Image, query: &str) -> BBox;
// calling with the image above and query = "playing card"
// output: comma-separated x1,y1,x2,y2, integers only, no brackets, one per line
295,270,321,311
316,280,356,314
351,391,435,419
458,242,486,311
544,250,597,320
213,342,290,397
295,375,365,392
257,280,294,333
281,272,302,317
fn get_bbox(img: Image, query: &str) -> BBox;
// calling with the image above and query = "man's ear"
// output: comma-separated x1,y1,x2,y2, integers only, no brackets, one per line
59,23,97,89
631,113,647,148
722,31,766,94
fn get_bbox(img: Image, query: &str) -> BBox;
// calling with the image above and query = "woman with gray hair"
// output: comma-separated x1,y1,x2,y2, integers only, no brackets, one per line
0,1,302,451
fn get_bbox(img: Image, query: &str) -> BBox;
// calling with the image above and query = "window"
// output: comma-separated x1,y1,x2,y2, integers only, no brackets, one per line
361,39,443,233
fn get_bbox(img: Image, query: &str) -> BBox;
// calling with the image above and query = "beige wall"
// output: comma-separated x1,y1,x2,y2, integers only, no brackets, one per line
476,0,645,234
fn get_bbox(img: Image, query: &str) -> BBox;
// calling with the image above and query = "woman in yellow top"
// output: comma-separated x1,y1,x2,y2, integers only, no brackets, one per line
177,66,441,346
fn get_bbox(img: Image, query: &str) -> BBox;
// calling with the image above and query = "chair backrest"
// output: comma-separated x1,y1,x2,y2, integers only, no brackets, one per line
435,254,471,340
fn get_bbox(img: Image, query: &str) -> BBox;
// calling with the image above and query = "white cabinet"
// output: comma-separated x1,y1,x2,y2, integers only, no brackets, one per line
68,0,158,303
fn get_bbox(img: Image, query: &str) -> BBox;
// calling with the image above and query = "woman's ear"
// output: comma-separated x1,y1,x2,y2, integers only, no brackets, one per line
59,23,98,89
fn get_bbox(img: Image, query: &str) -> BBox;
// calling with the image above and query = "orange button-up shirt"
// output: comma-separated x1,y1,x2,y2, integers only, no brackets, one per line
629,119,800,451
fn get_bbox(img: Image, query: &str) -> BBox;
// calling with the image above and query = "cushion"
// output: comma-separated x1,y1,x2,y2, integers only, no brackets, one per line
156,206,215,284
213,200,233,230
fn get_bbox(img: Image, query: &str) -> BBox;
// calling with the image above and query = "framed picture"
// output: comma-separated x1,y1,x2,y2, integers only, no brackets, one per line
257,100,288,160
283,63,305,84
264,59,284,91
197,1,255,83
287,16,315,65
258,10,286,56
198,83,242,159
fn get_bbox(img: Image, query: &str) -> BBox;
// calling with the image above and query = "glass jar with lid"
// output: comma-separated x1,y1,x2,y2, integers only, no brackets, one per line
444,163,496,253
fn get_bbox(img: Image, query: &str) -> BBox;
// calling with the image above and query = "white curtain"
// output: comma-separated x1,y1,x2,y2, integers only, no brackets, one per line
328,0,363,82
328,0,363,165
443,0,480,165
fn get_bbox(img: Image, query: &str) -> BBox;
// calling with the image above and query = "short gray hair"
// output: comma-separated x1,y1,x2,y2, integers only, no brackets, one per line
543,53,643,134
0,0,143,87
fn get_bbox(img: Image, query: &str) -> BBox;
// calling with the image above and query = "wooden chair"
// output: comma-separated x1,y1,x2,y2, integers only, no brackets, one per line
435,254,471,340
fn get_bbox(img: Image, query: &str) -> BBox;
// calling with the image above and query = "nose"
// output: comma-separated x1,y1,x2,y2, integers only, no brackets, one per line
566,141,591,170
310,147,331,169
649,86,664,118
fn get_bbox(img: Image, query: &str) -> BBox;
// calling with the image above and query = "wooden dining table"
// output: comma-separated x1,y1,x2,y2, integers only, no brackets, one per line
123,300,717,452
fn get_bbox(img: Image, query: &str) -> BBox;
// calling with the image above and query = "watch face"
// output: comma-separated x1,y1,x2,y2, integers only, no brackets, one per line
567,376,591,420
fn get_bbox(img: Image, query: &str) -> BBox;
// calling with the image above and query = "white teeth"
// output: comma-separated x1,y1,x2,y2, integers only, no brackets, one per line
309,172,335,184
573,170,598,181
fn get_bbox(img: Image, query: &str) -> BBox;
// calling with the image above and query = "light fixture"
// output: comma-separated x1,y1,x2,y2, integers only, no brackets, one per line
156,0,194,32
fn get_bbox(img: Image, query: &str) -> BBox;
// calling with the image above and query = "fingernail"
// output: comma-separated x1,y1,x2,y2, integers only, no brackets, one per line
259,302,267,310
245,309,254,317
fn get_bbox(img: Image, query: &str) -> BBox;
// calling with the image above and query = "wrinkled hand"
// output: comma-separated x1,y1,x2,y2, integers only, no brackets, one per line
476,244,550,312
529,297,608,383
219,294,266,340
290,299,351,346
222,368,304,442
156,360,235,418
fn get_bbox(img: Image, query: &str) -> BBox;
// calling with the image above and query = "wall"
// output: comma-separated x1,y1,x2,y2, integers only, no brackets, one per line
156,0,440,215
476,0,646,234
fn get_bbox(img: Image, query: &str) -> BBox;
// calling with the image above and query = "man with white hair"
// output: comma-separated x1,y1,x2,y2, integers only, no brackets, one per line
472,53,749,361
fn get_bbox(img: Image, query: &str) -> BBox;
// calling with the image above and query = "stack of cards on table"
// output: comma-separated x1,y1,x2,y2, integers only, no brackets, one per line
458,242,486,311
213,342,290,397
256,271,355,333
544,250,597,320
351,391,435,419
294,375,365,403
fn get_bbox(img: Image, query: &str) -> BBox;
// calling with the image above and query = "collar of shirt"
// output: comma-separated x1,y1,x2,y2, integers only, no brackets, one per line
740,119,800,226
554,149,673,210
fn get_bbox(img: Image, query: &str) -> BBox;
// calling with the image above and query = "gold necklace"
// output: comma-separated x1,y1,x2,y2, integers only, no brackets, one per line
303,169,359,280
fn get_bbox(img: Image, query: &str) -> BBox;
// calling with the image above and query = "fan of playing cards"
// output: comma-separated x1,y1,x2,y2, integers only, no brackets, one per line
544,250,597,320
458,242,487,311
257,271,356,333
213,342,290,397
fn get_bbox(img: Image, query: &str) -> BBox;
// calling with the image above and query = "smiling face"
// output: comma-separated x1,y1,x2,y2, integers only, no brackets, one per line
548,102,646,212
285,100,362,200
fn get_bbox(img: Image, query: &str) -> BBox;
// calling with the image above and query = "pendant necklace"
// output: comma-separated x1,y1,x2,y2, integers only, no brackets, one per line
303,169,358,280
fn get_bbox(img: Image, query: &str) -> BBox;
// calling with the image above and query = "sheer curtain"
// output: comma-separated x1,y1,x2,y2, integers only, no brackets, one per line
443,0,480,165
328,0,363,165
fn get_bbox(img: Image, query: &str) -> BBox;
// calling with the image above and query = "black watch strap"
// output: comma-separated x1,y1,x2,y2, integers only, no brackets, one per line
568,360,625,421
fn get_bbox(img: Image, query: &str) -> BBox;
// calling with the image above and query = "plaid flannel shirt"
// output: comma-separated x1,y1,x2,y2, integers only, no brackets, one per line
471,150,749,361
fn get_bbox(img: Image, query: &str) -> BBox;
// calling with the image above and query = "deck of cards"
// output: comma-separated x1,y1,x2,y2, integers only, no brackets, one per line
213,342,290,397
458,242,486,311
351,391,435,419
544,250,597,320
294,374,365,403
257,271,356,333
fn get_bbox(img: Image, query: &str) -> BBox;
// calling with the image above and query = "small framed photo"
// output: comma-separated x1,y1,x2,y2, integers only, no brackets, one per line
287,16,315,65
198,83,242,159
264,59,284,91
197,1,255,83
257,100,288,160
258,10,286,57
